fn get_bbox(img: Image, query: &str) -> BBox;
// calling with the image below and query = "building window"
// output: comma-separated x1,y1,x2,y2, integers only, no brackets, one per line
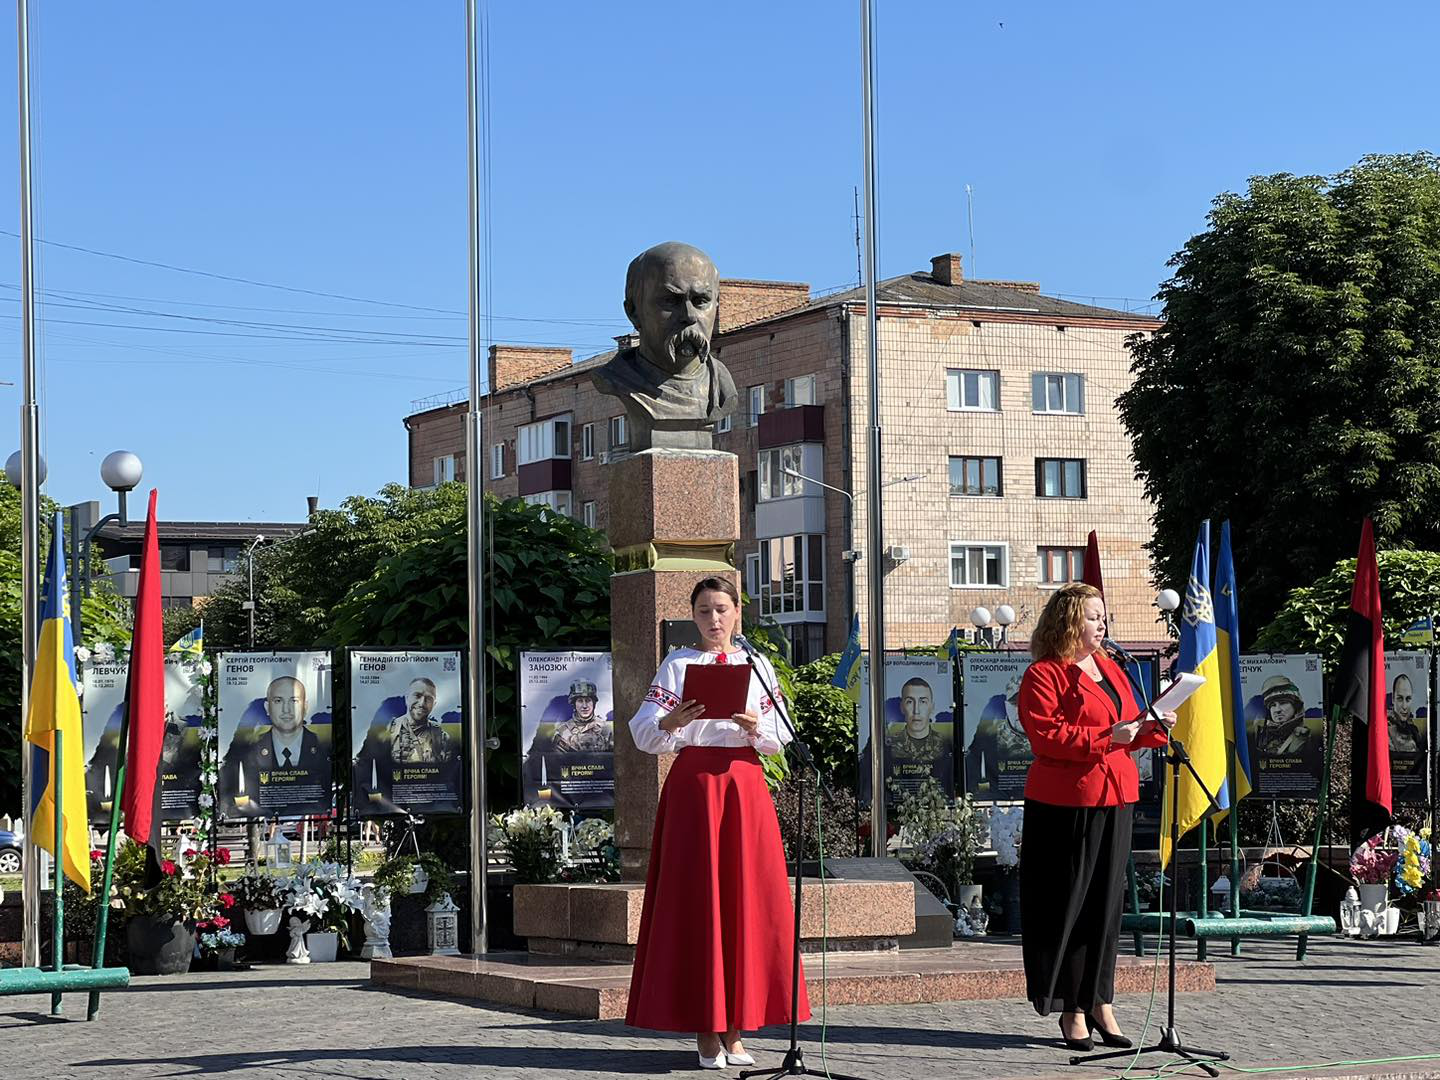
748,384,766,427
432,454,457,486
580,423,595,461
758,445,804,501
518,414,572,466
581,500,597,529
523,491,572,517
489,443,505,480
1039,546,1086,585
717,412,732,434
206,545,241,573
757,534,824,617
949,542,1007,588
946,369,999,412
784,374,816,407
160,545,191,572
948,455,1002,497
744,552,761,599
744,469,759,514
1036,458,1087,498
1032,372,1085,415
608,415,628,451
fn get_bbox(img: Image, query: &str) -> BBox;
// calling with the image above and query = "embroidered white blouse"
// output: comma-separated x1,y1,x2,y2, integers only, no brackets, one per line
629,647,791,756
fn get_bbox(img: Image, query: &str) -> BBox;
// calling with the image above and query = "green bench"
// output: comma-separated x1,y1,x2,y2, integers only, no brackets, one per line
0,965,131,996
1122,909,1337,944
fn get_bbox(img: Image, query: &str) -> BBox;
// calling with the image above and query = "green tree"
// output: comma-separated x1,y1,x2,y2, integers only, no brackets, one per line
1119,153,1440,636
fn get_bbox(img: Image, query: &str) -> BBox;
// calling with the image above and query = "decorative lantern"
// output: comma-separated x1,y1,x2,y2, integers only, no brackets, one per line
1421,900,1440,944
1338,887,1363,937
1209,874,1231,913
426,892,461,956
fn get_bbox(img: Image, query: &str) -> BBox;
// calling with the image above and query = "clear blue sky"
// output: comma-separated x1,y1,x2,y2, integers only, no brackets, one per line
1,2,1433,522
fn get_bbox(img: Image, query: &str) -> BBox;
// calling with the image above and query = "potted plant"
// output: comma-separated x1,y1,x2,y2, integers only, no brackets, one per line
279,860,363,963
233,871,287,935
196,920,246,970
1350,833,1399,930
896,780,986,911
988,805,1023,932
113,841,215,975
488,806,565,885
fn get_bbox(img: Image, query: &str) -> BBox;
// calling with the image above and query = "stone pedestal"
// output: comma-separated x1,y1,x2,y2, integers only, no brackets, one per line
606,448,740,881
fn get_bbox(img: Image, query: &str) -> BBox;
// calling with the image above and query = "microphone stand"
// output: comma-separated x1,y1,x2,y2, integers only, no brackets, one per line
1072,649,1229,1075
737,643,867,1080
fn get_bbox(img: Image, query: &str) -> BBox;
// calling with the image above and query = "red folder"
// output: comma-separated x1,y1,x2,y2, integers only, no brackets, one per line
680,662,752,720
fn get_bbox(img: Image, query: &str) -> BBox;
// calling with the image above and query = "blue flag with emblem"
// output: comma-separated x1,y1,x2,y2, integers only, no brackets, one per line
1212,521,1253,818
832,613,863,701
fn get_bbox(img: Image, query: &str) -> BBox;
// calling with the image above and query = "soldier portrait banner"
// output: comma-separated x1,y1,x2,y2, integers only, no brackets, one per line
857,655,956,811
1240,654,1324,799
349,649,464,816
1384,651,1430,804
81,655,206,822
216,651,334,819
519,651,614,809
959,653,1033,802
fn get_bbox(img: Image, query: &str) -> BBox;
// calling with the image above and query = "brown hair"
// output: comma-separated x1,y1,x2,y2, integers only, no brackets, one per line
690,576,740,607
1030,583,1104,661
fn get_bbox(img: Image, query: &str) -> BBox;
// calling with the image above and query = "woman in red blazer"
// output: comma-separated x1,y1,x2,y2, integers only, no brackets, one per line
1017,583,1172,1053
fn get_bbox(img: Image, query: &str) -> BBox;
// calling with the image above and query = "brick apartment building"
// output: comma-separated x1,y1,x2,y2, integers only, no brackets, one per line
404,253,1163,663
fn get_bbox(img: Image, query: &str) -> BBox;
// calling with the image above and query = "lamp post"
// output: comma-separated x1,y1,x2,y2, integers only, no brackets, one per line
994,604,1016,646
969,606,994,650
243,535,265,648
70,451,145,644
1156,588,1181,640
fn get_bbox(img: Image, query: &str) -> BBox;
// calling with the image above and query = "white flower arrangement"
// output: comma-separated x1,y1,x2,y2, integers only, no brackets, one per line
988,806,1023,869
573,817,614,852
279,860,364,937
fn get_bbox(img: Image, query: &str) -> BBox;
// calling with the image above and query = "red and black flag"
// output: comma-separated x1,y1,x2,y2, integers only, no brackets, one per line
1082,530,1104,595
121,489,166,873
1335,518,1391,844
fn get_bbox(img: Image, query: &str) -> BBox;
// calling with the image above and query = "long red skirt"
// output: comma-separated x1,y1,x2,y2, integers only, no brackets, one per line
626,746,811,1033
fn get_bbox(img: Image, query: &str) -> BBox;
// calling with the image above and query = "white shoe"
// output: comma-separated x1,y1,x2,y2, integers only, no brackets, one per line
697,1048,727,1070
726,1049,755,1066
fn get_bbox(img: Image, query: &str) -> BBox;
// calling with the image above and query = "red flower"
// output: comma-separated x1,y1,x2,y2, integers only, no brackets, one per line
90,850,105,862
211,915,230,929
161,860,178,876
219,893,236,909
216,847,232,865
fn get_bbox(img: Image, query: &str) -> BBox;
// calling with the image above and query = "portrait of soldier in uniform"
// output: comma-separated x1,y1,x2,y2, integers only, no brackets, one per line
1388,673,1424,754
352,675,461,813
1252,674,1321,775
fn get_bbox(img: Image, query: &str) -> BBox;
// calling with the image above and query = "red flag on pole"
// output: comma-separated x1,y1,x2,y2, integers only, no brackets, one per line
121,489,166,867
1336,518,1391,843
1082,530,1104,595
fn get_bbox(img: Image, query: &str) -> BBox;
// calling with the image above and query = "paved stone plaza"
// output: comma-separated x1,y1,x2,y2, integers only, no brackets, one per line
2,935,1438,1080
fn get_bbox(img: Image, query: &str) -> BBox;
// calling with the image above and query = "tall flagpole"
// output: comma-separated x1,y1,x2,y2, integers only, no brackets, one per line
464,0,491,955
859,0,888,853
16,0,43,969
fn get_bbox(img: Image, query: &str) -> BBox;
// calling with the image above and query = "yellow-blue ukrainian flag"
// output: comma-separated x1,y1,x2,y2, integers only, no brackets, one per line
1212,521,1253,819
25,512,91,892
832,613,863,702
168,623,204,658
1160,521,1228,868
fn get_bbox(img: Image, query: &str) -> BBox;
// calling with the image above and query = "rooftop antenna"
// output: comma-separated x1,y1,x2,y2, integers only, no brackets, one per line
853,186,863,288
965,184,976,279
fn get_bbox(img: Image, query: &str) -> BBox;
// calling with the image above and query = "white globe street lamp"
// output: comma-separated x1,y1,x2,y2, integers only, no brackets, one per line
4,450,45,488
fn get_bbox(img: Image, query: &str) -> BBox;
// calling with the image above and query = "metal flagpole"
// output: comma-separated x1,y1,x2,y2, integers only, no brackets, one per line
16,0,43,970
464,0,491,955
859,0,888,852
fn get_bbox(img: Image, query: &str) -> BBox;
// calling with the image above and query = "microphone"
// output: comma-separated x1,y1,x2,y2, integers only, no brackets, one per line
731,633,757,658
1101,636,1136,663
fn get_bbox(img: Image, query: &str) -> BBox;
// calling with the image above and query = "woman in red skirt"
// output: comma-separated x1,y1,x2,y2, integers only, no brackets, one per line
626,576,810,1069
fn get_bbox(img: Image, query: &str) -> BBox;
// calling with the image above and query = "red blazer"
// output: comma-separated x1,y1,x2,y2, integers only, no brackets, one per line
1017,651,1168,807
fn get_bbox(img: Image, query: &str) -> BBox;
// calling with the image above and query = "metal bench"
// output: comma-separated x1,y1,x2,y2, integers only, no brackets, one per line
1123,909,1336,949
0,965,131,996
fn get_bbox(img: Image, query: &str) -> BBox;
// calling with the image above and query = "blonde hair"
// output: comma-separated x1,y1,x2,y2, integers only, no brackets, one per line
1030,583,1104,662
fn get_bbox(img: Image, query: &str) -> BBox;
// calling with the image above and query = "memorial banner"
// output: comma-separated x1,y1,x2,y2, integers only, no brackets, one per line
1384,651,1430,804
857,655,956,810
1240,654,1324,798
81,655,206,821
519,651,614,809
349,649,464,816
959,653,1033,801
216,651,334,819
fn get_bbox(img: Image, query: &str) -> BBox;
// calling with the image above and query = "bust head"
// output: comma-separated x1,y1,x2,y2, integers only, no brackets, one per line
623,242,720,377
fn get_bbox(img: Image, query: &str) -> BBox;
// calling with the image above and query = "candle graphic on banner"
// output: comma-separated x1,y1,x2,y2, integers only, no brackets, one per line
369,758,383,802
234,761,250,808
101,764,113,811
537,757,552,801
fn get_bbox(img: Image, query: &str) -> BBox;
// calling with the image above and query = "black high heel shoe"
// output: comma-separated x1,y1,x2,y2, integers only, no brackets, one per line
1087,1013,1133,1049
1059,1016,1094,1052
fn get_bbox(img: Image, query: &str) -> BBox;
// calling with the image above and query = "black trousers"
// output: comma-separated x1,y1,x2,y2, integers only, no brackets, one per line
1020,799,1132,1016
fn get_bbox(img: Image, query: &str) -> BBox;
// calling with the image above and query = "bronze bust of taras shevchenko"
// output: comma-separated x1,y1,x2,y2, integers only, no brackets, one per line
591,242,737,451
